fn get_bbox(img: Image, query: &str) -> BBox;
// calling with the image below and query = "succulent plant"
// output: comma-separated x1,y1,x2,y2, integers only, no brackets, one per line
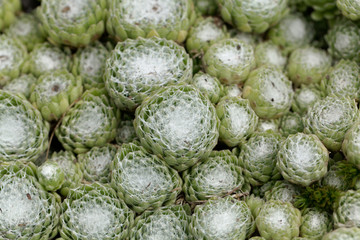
106,0,196,43
186,16,228,55
192,71,224,104
333,190,360,228
256,119,280,133
48,151,83,197
59,183,134,239
238,132,282,186
254,42,287,69
115,118,138,145
3,74,36,98
337,0,360,20
78,144,117,183
55,88,120,154
243,65,294,119
304,95,359,151
194,0,217,15
0,35,27,85
264,180,301,204
37,0,107,47
300,208,332,239
5,13,45,51
37,160,65,192
320,60,360,100
182,150,247,202
191,197,255,240
29,69,83,122
223,83,242,98
72,41,110,90
23,42,71,77
111,143,182,213
0,162,60,239
268,13,314,54
0,0,21,31
256,200,302,240
218,0,289,33
279,112,304,137
323,227,360,240
203,38,256,85
287,46,332,86
291,84,323,114
325,18,360,62
216,96,258,147
134,84,219,171
0,90,49,163
129,205,192,239
321,161,357,190
342,122,360,170
277,133,329,186
105,37,193,111
305,0,339,20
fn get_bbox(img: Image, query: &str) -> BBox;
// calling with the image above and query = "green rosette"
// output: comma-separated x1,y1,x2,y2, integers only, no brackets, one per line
134,84,219,171
78,144,117,183
333,190,360,228
287,46,332,86
321,161,356,191
243,65,294,119
111,142,182,214
216,96,258,147
192,71,224,104
48,151,83,197
277,133,329,186
218,0,289,33
323,227,360,240
238,132,282,186
264,180,301,204
325,18,360,62
5,13,45,51
23,42,71,78
105,37,193,111
337,0,360,21
342,122,360,170
186,16,228,55
37,160,65,192
305,0,339,20
194,0,217,15
182,150,247,202
254,42,287,69
3,74,36,99
256,200,302,240
223,84,242,98
29,69,83,122
300,208,332,239
0,0,21,31
291,84,323,114
279,112,304,137
59,182,134,240
0,161,61,240
268,14,314,54
72,41,110,90
106,0,196,43
304,95,359,151
37,0,107,47
0,35,27,85
0,90,49,163
321,60,360,100
256,119,280,133
191,196,255,240
129,205,192,240
55,88,120,154
203,38,255,85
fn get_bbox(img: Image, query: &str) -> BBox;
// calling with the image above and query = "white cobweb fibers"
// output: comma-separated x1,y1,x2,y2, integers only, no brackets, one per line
193,198,253,239
62,193,127,239
35,72,71,100
114,151,174,202
110,38,190,97
0,169,53,238
118,0,185,26
141,86,218,153
34,45,68,73
0,38,21,71
195,20,224,42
